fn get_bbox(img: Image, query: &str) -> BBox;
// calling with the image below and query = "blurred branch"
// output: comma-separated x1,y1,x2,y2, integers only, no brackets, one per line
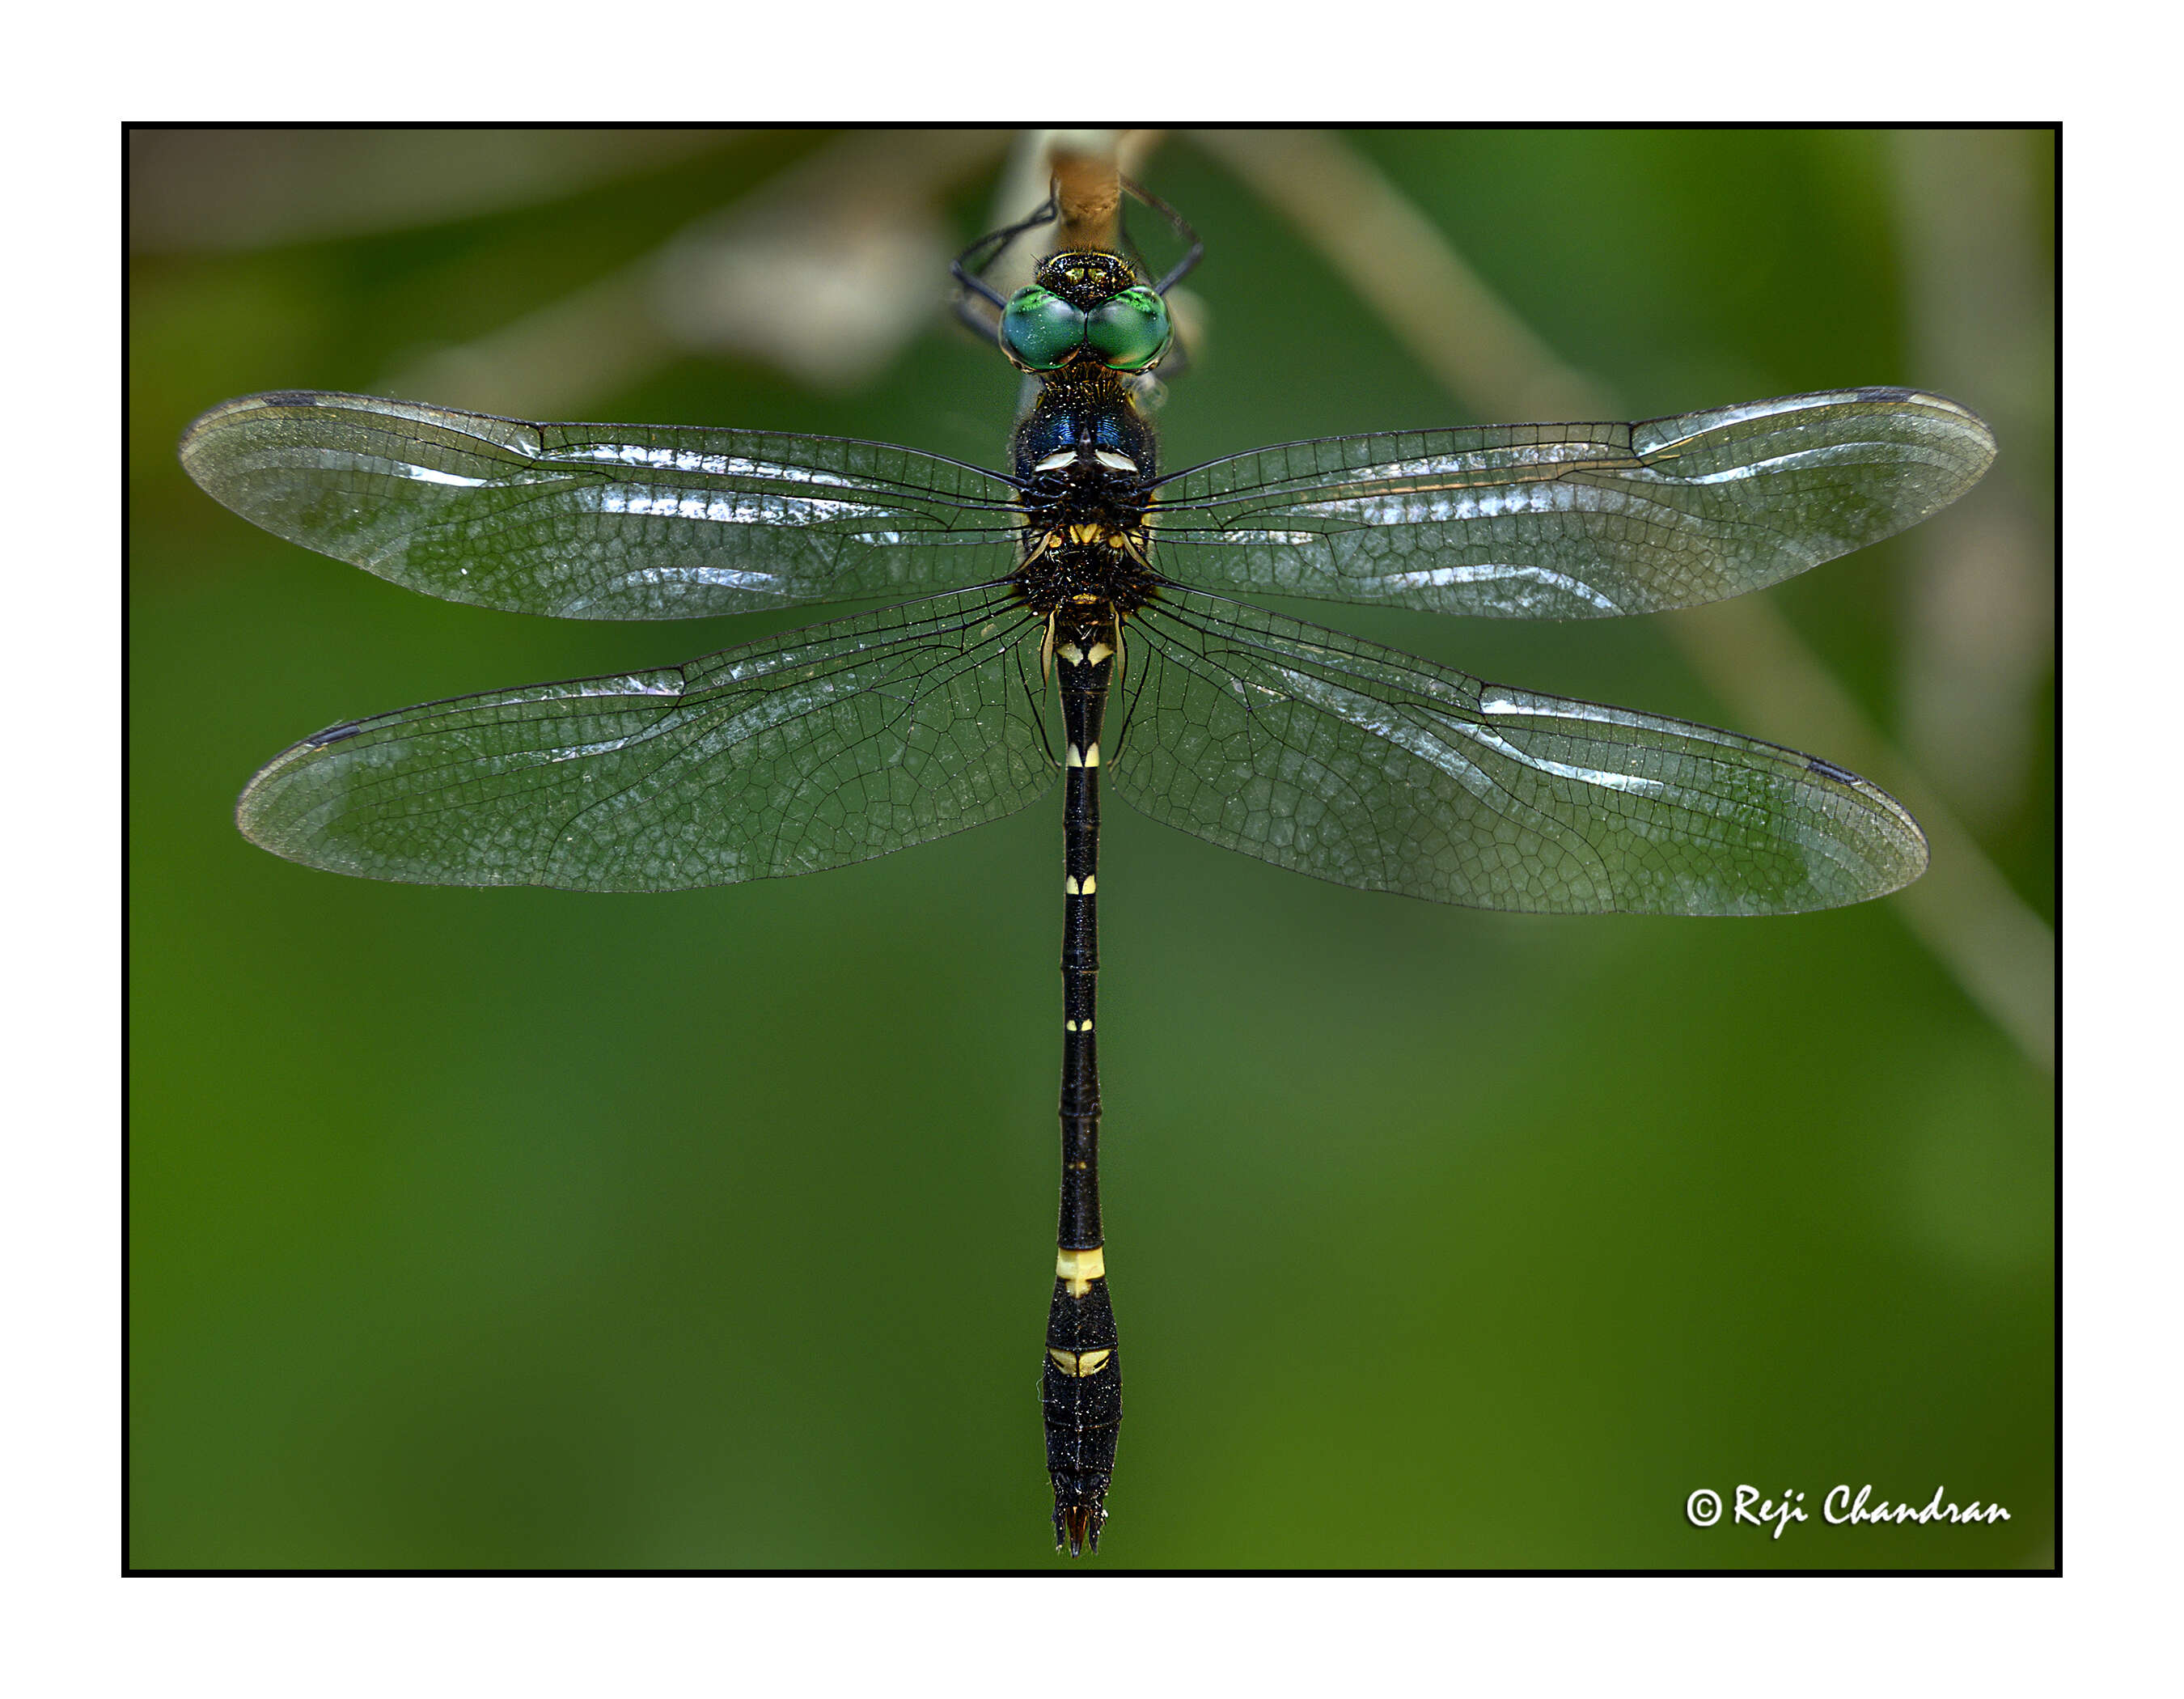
379,129,1009,414
1888,129,2056,833
129,129,742,253
976,129,1175,303
1191,129,1601,423
1049,132,1124,250
1200,127,2055,1075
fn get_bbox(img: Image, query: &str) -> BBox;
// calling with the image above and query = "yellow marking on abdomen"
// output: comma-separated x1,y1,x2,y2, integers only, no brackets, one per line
1056,642,1085,664
1064,1018,1093,1033
1064,874,1096,896
1048,1347,1114,1377
1086,642,1115,665
1056,1245,1105,1295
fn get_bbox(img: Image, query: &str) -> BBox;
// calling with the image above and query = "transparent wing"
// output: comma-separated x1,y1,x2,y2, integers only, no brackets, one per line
1111,588,1926,914
1150,388,1995,619
236,587,1054,891
181,392,1024,620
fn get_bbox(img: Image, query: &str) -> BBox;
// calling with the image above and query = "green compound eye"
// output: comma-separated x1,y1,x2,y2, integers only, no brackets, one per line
1084,286,1173,373
999,286,1086,372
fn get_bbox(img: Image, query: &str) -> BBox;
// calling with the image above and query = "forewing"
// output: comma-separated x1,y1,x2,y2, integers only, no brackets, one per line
181,392,1022,620
1112,589,1926,914
1151,388,1995,619
237,587,1054,891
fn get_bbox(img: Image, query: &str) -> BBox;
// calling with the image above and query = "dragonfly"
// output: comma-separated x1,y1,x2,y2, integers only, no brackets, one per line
180,182,1995,1557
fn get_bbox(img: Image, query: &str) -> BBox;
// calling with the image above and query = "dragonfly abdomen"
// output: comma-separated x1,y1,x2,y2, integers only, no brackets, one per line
1045,608,1121,1556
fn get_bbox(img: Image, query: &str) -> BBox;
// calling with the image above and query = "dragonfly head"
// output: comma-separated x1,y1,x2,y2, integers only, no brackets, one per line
1000,250,1174,376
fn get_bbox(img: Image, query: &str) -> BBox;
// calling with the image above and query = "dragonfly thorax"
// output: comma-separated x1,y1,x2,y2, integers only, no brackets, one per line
1012,456,1158,619
1011,362,1158,480
1014,524,1158,625
1012,371,1159,621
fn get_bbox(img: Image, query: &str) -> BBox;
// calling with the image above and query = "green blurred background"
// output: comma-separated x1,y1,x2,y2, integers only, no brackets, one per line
129,128,2055,1570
